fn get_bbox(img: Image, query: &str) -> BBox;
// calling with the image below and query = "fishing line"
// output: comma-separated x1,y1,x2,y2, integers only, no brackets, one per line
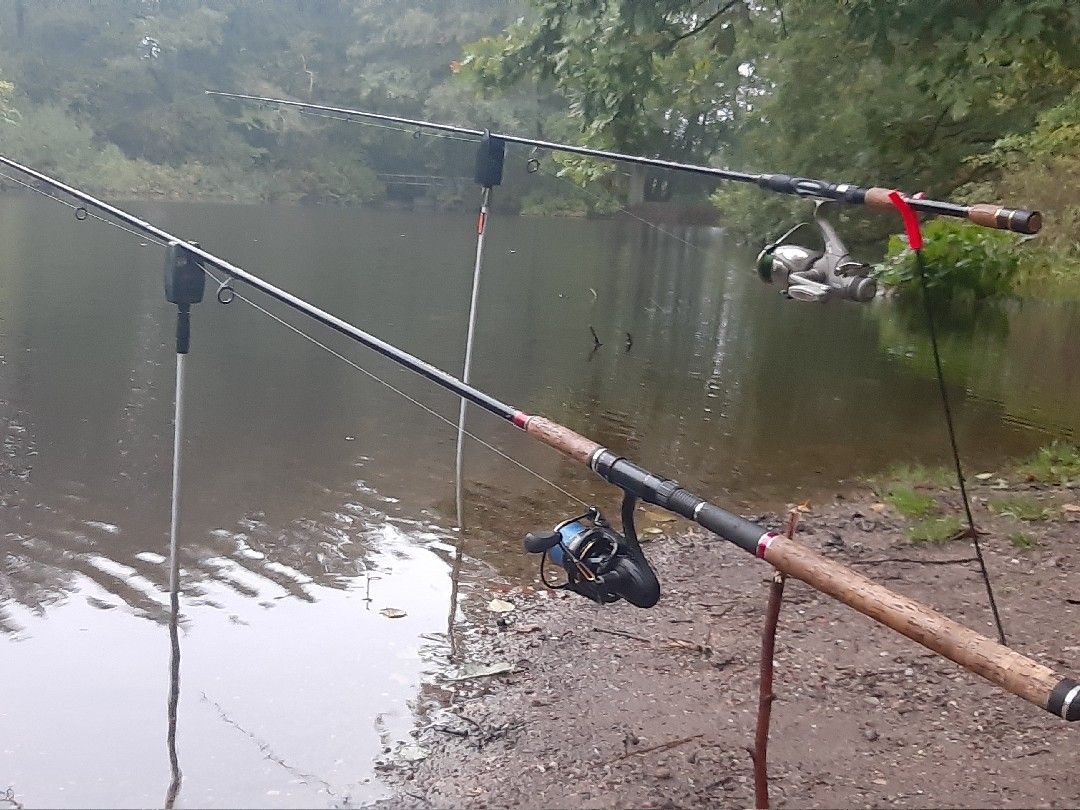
915,251,1007,645
0,170,169,247
295,101,712,257
296,107,477,143
201,268,589,509
889,191,1006,646
535,160,709,255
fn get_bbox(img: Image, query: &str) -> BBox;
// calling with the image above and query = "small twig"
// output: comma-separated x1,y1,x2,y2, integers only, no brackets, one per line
613,733,704,761
849,556,979,566
435,725,471,738
749,509,795,809
593,627,651,644
201,692,338,796
1013,747,1051,759
1,787,22,810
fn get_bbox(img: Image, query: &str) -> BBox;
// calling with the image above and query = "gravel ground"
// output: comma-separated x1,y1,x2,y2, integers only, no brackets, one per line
381,479,1080,808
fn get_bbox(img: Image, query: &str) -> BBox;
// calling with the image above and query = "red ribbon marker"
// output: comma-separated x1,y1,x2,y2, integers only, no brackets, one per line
887,190,923,250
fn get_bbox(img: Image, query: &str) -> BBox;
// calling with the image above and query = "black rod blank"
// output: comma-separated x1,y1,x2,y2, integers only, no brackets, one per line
205,90,1042,234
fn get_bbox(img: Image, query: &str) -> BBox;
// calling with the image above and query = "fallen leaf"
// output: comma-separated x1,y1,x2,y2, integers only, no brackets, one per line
446,661,514,682
398,744,429,762
796,500,812,513
870,503,888,514
380,607,407,619
974,472,993,481
643,527,665,535
487,598,515,613
1062,504,1080,513
640,506,676,522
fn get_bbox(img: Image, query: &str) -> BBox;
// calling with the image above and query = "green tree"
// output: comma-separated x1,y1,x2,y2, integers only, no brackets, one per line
464,1,748,202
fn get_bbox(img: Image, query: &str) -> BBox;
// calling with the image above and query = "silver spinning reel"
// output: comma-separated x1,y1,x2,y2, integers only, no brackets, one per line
756,200,877,303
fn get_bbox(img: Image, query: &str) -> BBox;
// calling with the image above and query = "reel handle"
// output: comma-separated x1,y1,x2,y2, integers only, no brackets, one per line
524,530,563,554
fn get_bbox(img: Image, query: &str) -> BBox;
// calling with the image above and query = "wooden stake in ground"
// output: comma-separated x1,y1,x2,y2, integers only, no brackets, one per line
749,510,796,809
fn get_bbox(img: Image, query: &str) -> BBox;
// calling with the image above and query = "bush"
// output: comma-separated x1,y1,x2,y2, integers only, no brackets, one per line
874,218,1021,302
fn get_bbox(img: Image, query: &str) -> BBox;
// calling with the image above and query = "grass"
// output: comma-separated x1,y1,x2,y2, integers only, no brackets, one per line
1009,531,1037,550
908,515,966,544
1017,441,1080,485
989,495,1055,522
868,463,955,496
885,486,939,518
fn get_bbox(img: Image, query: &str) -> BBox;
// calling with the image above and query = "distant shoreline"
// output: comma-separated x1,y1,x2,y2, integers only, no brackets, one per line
0,184,721,224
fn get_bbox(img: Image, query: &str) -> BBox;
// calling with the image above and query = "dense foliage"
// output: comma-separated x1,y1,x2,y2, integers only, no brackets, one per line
0,0,539,202
875,220,1021,301
468,0,1080,293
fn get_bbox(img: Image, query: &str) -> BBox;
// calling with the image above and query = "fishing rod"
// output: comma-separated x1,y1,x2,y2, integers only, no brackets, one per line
206,90,1043,236
1,152,1076,724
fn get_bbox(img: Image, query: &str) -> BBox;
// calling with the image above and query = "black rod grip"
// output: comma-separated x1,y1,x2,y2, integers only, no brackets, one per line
693,503,764,555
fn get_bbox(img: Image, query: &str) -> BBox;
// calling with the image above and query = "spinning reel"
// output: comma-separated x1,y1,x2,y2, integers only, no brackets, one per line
523,494,661,608
756,200,877,303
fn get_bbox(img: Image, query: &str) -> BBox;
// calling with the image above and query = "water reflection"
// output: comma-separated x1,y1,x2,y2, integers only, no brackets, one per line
165,542,182,809
873,297,1079,439
2,195,1079,806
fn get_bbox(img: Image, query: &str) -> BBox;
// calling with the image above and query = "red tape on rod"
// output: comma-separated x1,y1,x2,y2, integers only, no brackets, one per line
887,190,923,250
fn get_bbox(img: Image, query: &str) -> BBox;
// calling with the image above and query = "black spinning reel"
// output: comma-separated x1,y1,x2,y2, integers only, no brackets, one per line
756,199,877,303
523,494,661,608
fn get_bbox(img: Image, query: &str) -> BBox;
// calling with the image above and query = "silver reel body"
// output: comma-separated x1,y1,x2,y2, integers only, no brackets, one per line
756,200,877,302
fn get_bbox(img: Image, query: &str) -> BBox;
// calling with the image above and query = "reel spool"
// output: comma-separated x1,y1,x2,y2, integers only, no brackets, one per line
756,200,877,303
523,500,660,608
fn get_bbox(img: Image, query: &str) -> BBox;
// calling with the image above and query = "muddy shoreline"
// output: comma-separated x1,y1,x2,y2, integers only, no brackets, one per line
385,476,1079,808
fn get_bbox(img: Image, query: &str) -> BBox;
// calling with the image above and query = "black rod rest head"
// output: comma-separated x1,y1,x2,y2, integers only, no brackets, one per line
474,130,505,188
164,241,206,306
164,241,205,354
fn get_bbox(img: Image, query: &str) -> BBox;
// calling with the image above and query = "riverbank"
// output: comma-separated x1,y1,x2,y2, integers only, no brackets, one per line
384,458,1079,808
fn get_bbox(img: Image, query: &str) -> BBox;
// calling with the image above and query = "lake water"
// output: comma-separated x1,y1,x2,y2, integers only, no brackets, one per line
1,195,1076,807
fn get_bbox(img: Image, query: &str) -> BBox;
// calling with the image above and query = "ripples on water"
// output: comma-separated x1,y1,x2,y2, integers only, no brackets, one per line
1,197,1077,806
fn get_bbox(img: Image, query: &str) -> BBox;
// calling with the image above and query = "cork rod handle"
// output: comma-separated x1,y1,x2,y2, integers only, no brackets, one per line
763,535,1078,719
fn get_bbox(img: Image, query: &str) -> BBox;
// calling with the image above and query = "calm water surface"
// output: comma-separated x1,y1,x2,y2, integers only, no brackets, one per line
1,196,1077,807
